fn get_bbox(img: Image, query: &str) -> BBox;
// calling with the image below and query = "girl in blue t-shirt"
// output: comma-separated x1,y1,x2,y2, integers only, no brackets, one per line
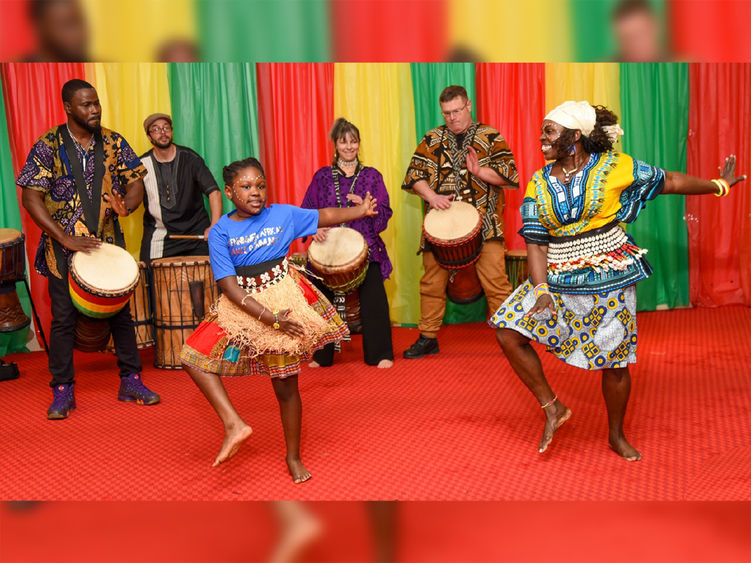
180,157,378,484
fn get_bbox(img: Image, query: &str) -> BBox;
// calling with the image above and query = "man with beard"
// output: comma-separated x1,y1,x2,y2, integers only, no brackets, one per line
138,113,221,262
18,79,160,419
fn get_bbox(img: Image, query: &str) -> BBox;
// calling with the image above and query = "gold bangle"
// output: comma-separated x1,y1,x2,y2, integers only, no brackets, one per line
257,306,266,321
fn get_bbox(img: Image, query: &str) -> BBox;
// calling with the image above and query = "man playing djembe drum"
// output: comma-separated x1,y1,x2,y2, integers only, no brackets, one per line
402,85,519,359
18,79,160,419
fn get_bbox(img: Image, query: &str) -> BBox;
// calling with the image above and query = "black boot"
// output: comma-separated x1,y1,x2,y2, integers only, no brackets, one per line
403,335,439,359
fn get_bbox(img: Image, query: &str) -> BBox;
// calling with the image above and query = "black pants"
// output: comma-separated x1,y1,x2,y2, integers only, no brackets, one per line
47,268,142,387
312,262,394,366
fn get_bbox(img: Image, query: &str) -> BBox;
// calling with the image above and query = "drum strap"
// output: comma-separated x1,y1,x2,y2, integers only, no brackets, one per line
59,125,104,238
444,122,478,202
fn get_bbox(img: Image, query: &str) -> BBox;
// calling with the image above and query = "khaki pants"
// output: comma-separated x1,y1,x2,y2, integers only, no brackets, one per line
418,240,512,338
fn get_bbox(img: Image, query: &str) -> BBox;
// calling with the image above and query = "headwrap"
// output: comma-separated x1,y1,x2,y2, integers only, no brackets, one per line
544,100,625,143
544,101,597,137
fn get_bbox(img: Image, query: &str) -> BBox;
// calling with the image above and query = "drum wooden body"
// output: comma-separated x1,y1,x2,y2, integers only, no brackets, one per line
423,201,482,270
74,317,111,352
447,265,484,304
68,243,139,318
308,227,369,294
151,256,217,369
0,229,30,333
505,249,529,290
0,229,26,283
104,261,153,352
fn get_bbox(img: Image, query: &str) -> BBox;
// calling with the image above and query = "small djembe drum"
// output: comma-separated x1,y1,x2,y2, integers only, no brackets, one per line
307,227,369,347
423,201,484,304
0,229,31,333
68,243,140,352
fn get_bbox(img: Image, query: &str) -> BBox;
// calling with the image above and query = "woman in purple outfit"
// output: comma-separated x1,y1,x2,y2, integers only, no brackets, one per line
301,118,394,368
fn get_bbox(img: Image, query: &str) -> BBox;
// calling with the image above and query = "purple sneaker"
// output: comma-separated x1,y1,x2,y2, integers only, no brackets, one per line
117,373,160,405
47,383,76,420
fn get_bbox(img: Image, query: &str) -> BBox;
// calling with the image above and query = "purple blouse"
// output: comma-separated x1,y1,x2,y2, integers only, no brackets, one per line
301,165,393,279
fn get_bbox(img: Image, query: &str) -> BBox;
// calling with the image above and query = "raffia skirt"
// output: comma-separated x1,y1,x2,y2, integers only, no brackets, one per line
180,268,348,378
489,280,638,370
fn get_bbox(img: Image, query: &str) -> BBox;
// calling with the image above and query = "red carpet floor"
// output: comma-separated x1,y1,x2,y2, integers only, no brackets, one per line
1,306,750,501
1,501,749,562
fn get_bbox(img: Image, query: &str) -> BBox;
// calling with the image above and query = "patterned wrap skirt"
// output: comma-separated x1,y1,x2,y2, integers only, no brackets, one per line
489,280,637,370
180,266,348,379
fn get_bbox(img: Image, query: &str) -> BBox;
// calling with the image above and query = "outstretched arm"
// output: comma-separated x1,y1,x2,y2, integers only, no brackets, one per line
662,155,746,195
318,191,378,227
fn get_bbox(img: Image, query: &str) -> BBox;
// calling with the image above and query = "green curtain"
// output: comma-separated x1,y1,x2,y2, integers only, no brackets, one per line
0,81,30,354
409,63,484,324
196,0,330,62
619,62,689,310
569,0,667,61
167,63,260,214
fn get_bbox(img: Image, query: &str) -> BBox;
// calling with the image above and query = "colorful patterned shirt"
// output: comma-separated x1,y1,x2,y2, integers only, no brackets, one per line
16,125,146,278
402,122,518,246
301,165,393,280
519,151,665,293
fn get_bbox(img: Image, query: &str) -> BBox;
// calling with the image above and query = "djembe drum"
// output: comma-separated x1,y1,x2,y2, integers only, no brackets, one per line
307,227,369,342
0,229,31,333
505,249,529,290
69,243,140,352
151,256,217,369
106,261,154,352
423,201,484,304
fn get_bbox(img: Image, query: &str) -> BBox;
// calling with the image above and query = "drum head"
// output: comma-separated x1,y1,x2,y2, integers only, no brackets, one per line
0,228,22,245
308,227,367,269
71,243,139,292
423,200,481,241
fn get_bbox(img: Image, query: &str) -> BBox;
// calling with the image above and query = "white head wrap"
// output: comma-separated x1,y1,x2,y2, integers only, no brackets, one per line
544,101,597,137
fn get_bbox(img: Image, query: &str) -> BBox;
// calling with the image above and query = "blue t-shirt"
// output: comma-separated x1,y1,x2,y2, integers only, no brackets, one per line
208,204,319,281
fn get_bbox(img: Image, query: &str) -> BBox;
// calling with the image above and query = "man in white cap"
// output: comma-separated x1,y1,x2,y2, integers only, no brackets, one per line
139,113,222,262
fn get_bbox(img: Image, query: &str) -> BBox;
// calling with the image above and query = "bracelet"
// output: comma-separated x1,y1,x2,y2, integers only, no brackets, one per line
272,310,280,330
712,178,730,197
257,306,266,321
533,283,550,299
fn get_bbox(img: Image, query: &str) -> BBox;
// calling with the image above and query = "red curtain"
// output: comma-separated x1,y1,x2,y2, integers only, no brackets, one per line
0,1,36,61
330,1,446,61
256,63,334,253
0,62,87,344
686,63,751,306
475,63,546,251
670,1,751,62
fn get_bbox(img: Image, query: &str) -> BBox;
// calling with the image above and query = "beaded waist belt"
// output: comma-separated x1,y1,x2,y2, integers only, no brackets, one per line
547,221,647,275
235,257,288,293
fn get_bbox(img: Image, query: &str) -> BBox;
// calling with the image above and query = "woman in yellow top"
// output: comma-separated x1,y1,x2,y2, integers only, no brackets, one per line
491,101,745,461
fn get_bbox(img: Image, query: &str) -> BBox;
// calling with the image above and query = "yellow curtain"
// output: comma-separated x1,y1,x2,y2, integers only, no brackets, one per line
544,63,623,150
81,0,197,61
87,63,172,258
333,63,421,325
448,0,572,61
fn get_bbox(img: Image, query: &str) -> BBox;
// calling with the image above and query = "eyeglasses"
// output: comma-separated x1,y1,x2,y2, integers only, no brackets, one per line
441,102,468,119
149,125,172,134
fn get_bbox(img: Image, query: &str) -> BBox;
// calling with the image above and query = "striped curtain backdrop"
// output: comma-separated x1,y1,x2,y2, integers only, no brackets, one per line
1,62,749,354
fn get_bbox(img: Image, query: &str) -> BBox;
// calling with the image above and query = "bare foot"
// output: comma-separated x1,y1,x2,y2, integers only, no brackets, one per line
287,456,312,484
609,436,642,461
308,361,320,368
269,501,322,563
538,402,572,453
212,423,253,467
377,359,394,368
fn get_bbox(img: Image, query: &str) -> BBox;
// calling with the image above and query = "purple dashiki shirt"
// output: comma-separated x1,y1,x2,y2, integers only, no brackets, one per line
301,165,393,279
